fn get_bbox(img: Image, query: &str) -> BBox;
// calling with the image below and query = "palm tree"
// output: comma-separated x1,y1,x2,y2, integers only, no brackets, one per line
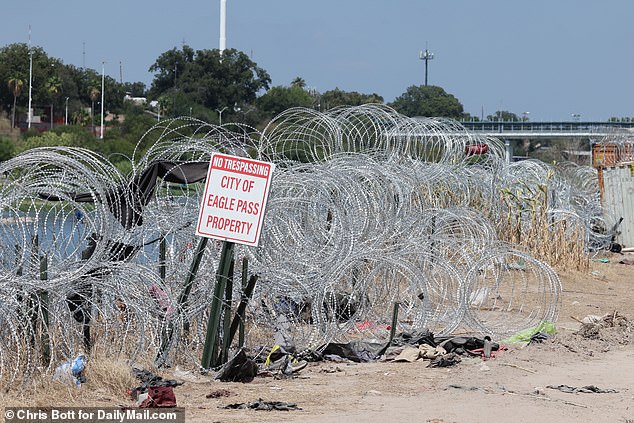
72,109,90,126
7,78,24,128
89,86,100,129
290,77,306,89
46,75,62,128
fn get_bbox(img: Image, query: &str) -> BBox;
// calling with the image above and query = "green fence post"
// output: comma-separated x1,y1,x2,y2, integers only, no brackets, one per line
155,236,208,367
228,273,257,350
239,257,248,348
27,235,39,349
389,301,400,343
220,258,235,364
159,234,166,281
177,237,209,309
201,240,234,370
39,254,50,366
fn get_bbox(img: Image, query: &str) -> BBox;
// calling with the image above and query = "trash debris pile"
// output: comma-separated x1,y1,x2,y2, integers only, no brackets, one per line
130,368,182,408
52,354,87,388
575,311,632,344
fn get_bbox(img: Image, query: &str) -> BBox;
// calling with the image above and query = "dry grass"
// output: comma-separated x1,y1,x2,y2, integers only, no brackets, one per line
2,354,137,407
496,186,589,272
83,353,137,400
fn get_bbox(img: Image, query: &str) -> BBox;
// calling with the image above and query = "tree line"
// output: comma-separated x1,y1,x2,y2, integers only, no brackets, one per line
0,43,478,128
2,42,546,166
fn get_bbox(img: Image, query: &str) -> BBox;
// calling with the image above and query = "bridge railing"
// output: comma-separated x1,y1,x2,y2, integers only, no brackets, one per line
460,121,634,133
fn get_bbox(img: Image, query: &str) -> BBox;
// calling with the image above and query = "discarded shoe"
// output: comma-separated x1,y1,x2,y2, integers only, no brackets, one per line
291,359,308,373
263,345,308,376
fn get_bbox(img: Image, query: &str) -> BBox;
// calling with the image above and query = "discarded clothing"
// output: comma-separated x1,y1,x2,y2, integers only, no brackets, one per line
547,384,618,394
306,331,502,363
393,346,422,362
390,329,436,348
502,321,557,344
206,389,235,399
319,340,387,362
263,356,308,378
131,368,182,399
215,348,258,383
427,352,461,368
223,399,302,411
382,346,407,361
529,331,553,344
139,386,177,408
385,344,447,362
419,344,447,359
436,336,500,356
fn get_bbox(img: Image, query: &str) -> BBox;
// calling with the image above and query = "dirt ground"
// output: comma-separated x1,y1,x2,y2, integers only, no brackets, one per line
3,252,634,423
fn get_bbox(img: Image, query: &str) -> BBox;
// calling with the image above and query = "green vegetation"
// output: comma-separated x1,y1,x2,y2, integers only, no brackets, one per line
0,42,586,166
389,85,463,118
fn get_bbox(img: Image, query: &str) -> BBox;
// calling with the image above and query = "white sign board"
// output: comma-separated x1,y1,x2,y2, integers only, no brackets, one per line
196,153,275,246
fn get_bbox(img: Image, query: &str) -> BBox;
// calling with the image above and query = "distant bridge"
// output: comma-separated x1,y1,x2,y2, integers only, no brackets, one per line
459,121,634,139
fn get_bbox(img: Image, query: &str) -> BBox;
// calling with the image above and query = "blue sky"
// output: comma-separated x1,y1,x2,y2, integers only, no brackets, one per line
3,0,633,121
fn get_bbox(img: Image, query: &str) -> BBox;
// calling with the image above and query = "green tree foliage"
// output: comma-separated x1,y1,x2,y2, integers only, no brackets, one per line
0,44,141,129
256,86,315,118
148,46,271,112
487,110,521,122
320,88,383,110
7,77,24,127
0,136,14,161
14,130,81,152
122,81,147,97
0,43,53,111
389,85,463,118
290,77,306,89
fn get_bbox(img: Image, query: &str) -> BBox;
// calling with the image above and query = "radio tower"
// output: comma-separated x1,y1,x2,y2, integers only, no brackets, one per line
419,47,434,86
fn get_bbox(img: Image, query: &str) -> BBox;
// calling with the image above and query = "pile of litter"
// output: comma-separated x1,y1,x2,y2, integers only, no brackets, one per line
575,311,632,344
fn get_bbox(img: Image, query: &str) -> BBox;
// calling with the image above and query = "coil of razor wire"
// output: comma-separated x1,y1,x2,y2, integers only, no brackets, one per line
0,105,621,385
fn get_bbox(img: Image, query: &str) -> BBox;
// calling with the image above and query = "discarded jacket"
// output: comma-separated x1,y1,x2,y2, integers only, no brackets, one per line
139,386,177,408
215,348,258,383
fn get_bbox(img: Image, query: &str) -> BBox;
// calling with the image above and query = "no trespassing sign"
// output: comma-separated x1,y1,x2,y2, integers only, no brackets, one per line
196,153,275,246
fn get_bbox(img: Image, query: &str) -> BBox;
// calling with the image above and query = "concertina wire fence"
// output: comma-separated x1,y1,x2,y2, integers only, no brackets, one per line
0,104,620,385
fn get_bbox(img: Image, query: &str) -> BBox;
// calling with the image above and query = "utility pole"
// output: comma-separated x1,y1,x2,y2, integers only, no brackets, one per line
100,61,105,139
28,25,33,129
219,0,227,54
419,48,434,86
